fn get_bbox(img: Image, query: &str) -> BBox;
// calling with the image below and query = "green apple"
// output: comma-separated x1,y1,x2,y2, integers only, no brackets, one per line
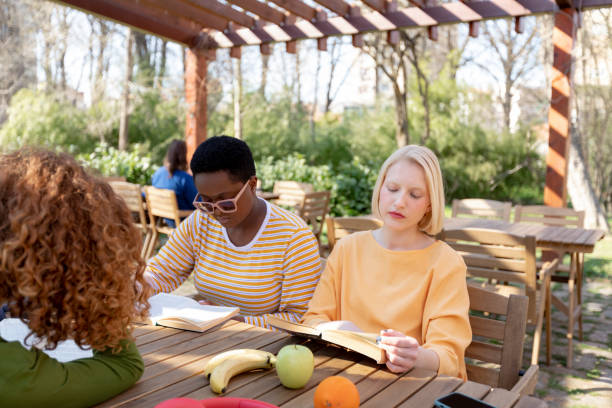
275,344,314,389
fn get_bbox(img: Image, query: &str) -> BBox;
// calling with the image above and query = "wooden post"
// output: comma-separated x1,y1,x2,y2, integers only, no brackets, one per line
544,8,576,208
184,47,208,165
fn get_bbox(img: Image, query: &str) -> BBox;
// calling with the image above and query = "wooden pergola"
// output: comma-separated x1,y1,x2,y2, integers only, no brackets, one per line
53,0,612,208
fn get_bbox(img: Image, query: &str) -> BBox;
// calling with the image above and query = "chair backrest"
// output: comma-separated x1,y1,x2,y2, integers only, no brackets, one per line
466,284,529,390
326,216,383,251
273,181,314,208
109,181,148,229
144,186,181,229
103,176,127,182
514,205,585,228
451,199,512,221
440,228,538,322
298,191,331,240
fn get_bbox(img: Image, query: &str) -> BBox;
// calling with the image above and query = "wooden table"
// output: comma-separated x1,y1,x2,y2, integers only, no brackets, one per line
98,322,547,408
443,217,605,254
257,191,280,201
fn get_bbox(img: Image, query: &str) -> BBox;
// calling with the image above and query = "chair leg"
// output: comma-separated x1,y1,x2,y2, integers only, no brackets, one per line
576,253,584,341
146,229,158,260
567,257,576,369
546,282,552,366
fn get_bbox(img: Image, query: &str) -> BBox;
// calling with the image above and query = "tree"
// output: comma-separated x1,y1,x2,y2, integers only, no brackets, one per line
118,29,134,151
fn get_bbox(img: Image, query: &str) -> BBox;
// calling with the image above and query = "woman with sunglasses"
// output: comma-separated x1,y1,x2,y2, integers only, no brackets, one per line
144,136,322,328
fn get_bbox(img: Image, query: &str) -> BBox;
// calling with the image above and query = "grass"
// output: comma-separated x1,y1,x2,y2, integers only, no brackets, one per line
584,235,612,279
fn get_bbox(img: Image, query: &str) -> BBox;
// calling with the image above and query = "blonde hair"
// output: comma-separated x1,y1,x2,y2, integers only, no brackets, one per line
371,145,445,235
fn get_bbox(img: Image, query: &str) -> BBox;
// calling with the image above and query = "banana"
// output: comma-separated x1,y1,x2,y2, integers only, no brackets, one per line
208,351,276,394
203,349,276,379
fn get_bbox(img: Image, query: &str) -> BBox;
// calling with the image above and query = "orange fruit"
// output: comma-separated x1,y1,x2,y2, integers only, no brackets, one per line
313,376,360,408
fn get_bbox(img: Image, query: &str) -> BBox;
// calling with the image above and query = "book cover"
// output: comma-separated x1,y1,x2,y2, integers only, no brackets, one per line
266,316,386,364
145,293,240,332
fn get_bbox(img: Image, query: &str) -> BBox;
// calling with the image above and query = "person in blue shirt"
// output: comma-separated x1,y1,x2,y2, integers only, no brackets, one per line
152,140,198,226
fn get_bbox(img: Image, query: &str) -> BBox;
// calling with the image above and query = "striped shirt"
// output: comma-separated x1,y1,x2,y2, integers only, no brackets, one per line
145,200,322,328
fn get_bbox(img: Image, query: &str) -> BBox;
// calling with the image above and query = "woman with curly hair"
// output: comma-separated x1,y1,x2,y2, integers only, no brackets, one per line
0,149,150,408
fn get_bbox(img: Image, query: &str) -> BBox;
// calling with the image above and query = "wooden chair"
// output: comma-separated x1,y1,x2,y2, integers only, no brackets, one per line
109,181,151,258
452,198,512,221
272,181,313,209
466,284,538,395
514,205,586,368
143,186,183,259
297,191,331,244
440,227,558,366
326,216,383,251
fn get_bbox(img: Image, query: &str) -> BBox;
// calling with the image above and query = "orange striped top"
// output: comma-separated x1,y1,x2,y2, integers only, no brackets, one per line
144,200,322,328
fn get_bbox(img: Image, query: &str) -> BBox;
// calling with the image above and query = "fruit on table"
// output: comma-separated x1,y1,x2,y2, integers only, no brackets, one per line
275,344,314,389
206,349,276,394
313,376,360,408
204,349,276,379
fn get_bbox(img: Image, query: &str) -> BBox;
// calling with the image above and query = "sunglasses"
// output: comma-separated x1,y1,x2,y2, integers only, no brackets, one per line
193,180,251,214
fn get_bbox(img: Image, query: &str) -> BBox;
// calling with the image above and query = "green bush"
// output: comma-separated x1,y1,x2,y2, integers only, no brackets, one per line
78,143,155,185
0,89,91,153
256,154,378,216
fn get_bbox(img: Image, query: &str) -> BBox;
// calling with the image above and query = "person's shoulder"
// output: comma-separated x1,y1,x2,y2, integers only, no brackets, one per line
333,230,372,251
432,240,467,268
151,166,166,180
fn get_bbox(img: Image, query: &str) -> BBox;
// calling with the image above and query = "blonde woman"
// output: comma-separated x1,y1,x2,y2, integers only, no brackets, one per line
301,145,471,379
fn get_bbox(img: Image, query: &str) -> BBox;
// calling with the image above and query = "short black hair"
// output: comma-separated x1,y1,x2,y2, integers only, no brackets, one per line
190,135,256,182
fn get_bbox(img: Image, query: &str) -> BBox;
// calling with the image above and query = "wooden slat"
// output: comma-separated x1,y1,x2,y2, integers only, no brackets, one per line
395,375,463,407
361,367,436,407
312,0,350,16
142,0,229,31
184,0,255,27
469,315,505,340
466,340,503,364
482,387,520,408
468,285,510,315
454,380,491,400
135,327,182,347
498,294,528,389
226,0,285,25
467,267,529,285
267,0,317,21
466,364,500,388
463,254,527,272
449,242,525,259
126,334,293,408
280,359,378,407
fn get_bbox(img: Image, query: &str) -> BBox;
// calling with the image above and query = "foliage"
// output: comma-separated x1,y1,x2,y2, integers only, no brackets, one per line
256,154,378,216
0,88,91,153
78,143,155,185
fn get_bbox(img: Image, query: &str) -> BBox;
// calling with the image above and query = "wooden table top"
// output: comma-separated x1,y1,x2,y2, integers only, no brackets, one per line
98,322,547,408
444,217,606,253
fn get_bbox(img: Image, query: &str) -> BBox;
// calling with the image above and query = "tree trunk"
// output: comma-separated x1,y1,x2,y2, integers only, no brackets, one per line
295,43,301,105
392,82,409,147
232,57,242,140
156,39,167,89
310,49,321,141
260,53,269,99
568,126,610,231
118,29,134,151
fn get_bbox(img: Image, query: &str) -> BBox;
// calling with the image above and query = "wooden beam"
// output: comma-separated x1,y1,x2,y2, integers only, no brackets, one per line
184,48,207,164
362,0,387,12
53,0,201,46
267,0,317,21
183,0,255,28
312,0,350,16
544,7,576,208
226,0,285,25
210,0,568,48
142,0,229,31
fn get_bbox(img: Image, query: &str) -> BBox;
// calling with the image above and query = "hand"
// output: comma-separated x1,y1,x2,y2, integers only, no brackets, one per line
378,329,420,373
315,320,363,332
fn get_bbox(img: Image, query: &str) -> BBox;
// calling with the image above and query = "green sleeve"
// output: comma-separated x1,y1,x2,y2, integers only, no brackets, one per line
0,337,144,408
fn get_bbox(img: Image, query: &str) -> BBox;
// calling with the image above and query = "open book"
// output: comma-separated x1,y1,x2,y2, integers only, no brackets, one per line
266,315,386,364
0,318,94,362
144,293,240,332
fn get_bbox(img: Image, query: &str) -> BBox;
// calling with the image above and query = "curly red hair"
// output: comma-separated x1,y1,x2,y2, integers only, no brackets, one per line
0,149,150,351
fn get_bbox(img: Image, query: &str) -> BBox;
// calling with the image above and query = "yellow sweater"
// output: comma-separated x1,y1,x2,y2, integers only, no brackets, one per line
302,231,471,379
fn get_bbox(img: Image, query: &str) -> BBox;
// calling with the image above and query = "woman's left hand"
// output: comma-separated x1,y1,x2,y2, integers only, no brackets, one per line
378,329,420,373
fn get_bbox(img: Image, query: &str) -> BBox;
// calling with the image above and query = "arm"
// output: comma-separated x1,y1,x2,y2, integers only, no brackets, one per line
144,211,199,293
300,240,343,327
0,338,143,408
247,228,321,328
420,253,472,379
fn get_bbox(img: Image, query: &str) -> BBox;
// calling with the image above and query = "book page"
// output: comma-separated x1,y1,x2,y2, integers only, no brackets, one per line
0,318,93,363
148,293,239,326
